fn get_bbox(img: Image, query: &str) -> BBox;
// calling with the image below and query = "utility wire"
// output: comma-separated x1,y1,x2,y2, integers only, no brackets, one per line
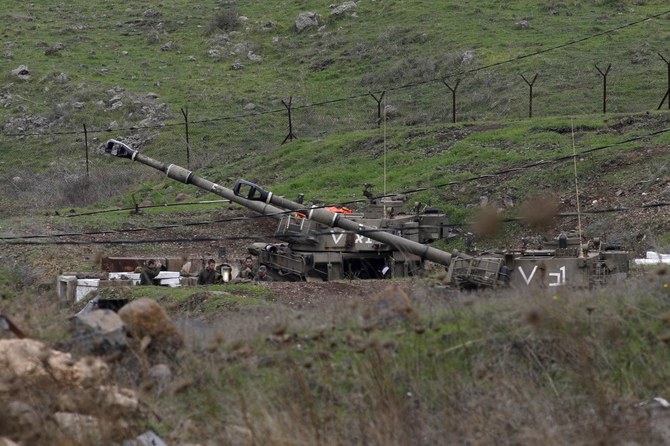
0,213,282,241
2,125,669,243
3,199,670,247
0,235,273,246
283,125,670,211
394,126,670,198
62,199,230,217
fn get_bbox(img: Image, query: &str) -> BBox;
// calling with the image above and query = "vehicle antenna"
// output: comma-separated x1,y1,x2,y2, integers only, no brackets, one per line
383,92,388,216
571,118,584,258
383,96,388,194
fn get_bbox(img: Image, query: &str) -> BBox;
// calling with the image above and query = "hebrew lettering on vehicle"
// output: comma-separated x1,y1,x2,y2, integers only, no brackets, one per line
548,266,567,287
518,265,567,286
331,232,345,244
355,233,375,244
518,265,538,285
330,231,375,245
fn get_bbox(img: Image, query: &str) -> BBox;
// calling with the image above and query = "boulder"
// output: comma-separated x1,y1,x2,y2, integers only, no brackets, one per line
0,339,141,443
125,430,167,446
514,20,531,29
72,309,128,354
0,338,56,380
98,384,140,413
118,298,183,352
7,401,40,433
0,338,110,387
11,64,30,80
331,1,357,16
383,104,399,118
247,50,262,62
53,412,101,444
148,363,172,392
295,12,319,32
47,348,110,387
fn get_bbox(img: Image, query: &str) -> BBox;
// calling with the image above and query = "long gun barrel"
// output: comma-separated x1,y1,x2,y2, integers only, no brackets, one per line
105,140,453,267
105,140,286,219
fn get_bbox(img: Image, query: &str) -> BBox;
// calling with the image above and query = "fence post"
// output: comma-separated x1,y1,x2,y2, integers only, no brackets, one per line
83,124,89,182
281,96,297,144
595,63,612,114
520,73,538,118
181,107,190,169
442,78,461,123
370,91,386,127
657,53,670,110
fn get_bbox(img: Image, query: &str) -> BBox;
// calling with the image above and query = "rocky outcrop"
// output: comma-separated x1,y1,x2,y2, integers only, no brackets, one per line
0,338,143,444
331,1,357,17
295,12,319,32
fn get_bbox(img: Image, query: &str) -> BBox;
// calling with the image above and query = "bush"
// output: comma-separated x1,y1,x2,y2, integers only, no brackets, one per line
0,265,20,299
207,9,241,34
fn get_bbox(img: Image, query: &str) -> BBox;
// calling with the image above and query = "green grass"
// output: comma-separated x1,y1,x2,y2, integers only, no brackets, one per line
2,1,669,170
15,106,663,262
87,282,272,316
136,283,270,302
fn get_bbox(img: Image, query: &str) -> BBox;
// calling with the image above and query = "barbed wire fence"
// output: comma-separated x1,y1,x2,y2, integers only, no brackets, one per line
3,48,669,153
87,48,670,187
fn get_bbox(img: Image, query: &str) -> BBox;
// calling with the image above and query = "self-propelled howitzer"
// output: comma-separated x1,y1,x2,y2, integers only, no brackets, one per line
104,140,629,287
104,140,453,280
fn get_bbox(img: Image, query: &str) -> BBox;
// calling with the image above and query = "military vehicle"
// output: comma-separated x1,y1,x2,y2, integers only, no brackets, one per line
243,183,452,281
447,232,630,289
104,140,451,281
104,139,630,288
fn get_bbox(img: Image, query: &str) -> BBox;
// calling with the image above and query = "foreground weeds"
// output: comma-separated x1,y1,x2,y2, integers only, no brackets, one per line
145,274,670,445
2,272,670,444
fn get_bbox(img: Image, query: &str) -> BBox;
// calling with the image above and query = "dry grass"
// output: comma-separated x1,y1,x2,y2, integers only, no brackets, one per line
2,272,670,444
139,275,670,444
0,163,142,216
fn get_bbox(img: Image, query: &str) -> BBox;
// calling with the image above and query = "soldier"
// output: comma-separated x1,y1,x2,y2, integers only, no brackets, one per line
140,259,161,285
558,232,568,249
198,259,218,285
237,256,256,280
255,265,273,282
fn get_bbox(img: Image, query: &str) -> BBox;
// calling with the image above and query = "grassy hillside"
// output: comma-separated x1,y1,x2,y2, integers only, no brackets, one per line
2,2,670,444
1,1,669,190
0,1,668,254
0,0,668,273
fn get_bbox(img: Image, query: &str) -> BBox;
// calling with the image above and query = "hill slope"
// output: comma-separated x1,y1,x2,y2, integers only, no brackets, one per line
0,0,669,277
2,3,670,445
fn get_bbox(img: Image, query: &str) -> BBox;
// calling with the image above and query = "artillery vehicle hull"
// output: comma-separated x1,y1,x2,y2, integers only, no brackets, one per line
246,193,450,281
447,235,630,289
247,215,439,281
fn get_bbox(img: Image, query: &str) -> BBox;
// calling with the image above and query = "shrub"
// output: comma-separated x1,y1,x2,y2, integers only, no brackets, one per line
207,9,241,34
